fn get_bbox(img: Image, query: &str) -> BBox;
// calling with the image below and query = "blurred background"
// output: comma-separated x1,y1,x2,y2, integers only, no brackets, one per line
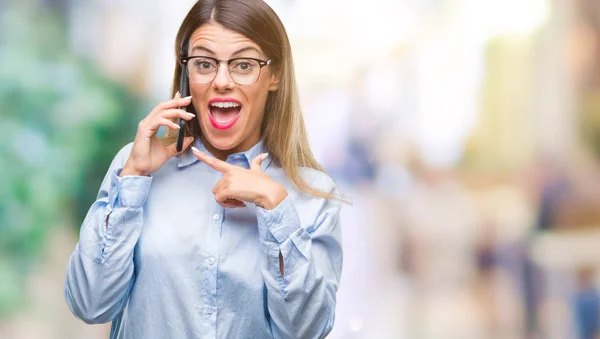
2,0,600,338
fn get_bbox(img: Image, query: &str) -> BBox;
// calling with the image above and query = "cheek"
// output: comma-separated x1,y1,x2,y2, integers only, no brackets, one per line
189,84,207,99
246,83,271,116
246,90,269,122
190,85,209,113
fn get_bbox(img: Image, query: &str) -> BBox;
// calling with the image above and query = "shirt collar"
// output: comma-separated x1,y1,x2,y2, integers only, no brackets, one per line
177,138,273,171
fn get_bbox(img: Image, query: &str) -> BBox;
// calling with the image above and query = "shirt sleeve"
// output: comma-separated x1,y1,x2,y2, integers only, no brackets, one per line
64,143,152,324
256,173,343,339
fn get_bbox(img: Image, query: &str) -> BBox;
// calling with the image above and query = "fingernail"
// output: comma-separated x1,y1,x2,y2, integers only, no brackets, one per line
175,91,180,97
173,124,181,129
191,146,200,153
261,153,269,160
184,96,192,100
186,113,195,118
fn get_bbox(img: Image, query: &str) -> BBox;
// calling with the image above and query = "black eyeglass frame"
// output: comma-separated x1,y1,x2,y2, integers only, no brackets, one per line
180,56,272,85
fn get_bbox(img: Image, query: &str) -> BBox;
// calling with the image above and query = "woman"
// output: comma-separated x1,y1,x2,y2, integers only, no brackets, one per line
64,1,344,338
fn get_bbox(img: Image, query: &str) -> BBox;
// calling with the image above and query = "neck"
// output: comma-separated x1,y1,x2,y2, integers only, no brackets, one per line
200,134,261,161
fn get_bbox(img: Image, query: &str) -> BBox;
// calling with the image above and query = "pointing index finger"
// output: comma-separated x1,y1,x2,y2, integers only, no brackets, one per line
191,147,233,173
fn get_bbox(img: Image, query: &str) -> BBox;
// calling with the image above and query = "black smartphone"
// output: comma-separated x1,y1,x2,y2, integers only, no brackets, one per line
176,65,190,153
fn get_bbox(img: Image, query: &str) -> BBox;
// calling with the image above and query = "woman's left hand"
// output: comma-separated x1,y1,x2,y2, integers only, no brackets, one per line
192,147,288,210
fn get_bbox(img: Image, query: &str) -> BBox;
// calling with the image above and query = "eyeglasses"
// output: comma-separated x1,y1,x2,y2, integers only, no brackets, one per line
181,56,272,86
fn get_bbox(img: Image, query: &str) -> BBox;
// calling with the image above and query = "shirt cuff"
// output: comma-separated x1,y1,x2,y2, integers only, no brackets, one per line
108,168,152,208
256,195,301,244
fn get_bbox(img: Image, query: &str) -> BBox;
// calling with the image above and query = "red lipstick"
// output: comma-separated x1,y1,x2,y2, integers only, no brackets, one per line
208,97,242,130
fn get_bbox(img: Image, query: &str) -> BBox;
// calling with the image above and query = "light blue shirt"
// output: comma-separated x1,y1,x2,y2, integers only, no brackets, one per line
64,139,343,339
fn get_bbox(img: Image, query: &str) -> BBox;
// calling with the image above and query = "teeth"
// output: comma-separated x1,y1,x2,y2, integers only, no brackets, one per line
210,102,240,108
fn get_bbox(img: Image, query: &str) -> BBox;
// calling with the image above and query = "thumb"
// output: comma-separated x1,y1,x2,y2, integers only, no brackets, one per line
250,153,269,172
167,136,195,156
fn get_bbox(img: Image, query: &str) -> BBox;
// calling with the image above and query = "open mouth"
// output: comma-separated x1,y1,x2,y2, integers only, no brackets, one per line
208,99,242,130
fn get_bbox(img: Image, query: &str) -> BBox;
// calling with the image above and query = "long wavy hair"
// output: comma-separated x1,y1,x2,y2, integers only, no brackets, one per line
162,0,339,200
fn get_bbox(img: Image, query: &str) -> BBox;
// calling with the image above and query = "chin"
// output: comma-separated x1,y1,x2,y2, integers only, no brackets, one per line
204,132,242,151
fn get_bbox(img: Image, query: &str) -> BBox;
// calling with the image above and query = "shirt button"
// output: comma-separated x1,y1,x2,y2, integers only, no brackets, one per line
208,257,216,265
213,214,220,221
206,307,214,315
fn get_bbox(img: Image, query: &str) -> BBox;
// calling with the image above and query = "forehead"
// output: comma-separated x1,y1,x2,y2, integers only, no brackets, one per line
188,23,263,56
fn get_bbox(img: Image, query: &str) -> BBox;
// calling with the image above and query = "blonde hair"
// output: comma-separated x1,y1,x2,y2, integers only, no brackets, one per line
162,0,343,201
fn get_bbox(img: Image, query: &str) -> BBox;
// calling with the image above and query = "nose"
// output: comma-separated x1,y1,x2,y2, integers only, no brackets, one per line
212,62,235,91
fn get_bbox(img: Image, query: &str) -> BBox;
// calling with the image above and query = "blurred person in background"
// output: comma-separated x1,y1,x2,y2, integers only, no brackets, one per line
524,159,569,338
63,1,344,338
572,267,600,339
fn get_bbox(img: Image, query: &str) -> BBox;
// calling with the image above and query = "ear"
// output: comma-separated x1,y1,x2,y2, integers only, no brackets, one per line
268,68,281,91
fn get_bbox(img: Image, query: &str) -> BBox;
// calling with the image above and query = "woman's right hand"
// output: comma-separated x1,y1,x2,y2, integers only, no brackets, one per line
120,92,196,177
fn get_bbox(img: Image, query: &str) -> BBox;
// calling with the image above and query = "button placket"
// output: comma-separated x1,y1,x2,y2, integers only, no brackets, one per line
201,203,221,332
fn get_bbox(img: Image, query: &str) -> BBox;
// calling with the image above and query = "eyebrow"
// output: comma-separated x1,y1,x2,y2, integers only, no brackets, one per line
190,45,215,55
189,45,261,57
231,46,260,57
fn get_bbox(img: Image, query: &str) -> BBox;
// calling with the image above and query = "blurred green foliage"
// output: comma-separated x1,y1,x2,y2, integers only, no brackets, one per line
0,3,144,317
581,90,600,159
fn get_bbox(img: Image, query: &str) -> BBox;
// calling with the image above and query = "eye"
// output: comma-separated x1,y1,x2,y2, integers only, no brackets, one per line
192,58,216,72
231,59,256,73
